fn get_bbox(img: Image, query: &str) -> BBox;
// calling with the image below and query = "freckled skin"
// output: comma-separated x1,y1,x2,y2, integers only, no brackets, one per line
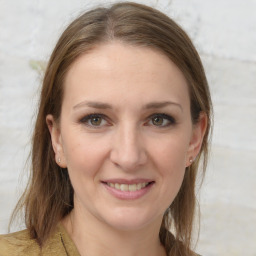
47,41,205,255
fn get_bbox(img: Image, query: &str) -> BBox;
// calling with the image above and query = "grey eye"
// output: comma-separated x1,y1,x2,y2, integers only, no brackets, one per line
148,114,176,127
80,114,108,127
152,116,164,126
90,116,102,126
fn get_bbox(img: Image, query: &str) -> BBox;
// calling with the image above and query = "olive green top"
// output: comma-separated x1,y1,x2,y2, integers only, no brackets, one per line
0,224,80,256
0,225,202,256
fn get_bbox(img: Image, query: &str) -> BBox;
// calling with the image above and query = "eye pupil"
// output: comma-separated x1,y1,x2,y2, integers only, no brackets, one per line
152,116,163,126
91,116,102,125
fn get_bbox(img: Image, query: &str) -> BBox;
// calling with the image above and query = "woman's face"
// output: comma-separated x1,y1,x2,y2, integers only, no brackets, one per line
48,42,205,231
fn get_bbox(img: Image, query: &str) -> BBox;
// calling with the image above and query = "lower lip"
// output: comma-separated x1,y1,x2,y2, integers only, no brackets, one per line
102,182,154,200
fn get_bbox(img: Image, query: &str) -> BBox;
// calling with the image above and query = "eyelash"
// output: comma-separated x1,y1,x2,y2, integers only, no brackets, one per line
79,113,176,128
80,113,109,128
147,113,176,127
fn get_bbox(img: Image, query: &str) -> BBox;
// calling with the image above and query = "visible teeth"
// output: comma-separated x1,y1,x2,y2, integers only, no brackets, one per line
129,184,137,191
107,182,150,191
120,184,128,191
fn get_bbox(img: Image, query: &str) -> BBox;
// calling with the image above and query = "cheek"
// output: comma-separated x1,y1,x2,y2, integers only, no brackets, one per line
61,132,109,178
151,134,189,198
152,133,190,170
61,135,110,202
158,143,186,186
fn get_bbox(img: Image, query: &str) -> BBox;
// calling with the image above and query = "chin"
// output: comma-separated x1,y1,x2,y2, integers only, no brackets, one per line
101,207,162,232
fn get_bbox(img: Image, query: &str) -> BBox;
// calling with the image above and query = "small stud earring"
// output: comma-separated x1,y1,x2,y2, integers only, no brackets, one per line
58,157,61,163
189,157,193,164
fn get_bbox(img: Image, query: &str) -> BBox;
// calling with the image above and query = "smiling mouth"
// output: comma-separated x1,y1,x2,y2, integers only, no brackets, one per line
103,181,154,192
102,180,155,199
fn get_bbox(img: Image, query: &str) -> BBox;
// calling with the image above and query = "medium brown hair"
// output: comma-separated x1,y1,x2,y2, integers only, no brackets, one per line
11,2,212,255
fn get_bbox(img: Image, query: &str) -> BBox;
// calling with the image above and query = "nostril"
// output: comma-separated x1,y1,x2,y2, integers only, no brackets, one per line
109,131,147,170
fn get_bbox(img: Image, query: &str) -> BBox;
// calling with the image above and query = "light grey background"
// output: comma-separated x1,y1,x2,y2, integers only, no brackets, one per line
0,0,256,255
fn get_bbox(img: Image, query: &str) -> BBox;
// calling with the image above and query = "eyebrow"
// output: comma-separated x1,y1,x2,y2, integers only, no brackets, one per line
144,101,183,111
73,101,112,110
73,100,182,111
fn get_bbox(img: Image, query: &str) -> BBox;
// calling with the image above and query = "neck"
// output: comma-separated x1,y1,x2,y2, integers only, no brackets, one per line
62,206,166,256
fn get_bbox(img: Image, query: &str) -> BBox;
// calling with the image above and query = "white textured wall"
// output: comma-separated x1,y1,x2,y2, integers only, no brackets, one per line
0,0,256,255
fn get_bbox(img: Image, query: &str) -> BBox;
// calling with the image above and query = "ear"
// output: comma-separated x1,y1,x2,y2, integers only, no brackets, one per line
186,112,207,167
46,114,67,168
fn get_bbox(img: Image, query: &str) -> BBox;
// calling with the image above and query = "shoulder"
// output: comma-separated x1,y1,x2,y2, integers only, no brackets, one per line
0,229,40,256
0,224,79,256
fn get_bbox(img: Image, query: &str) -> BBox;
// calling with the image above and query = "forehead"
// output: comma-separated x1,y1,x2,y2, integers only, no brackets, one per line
63,42,190,108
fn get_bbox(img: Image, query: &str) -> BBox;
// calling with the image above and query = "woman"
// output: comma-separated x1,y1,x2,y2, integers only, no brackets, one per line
0,2,212,256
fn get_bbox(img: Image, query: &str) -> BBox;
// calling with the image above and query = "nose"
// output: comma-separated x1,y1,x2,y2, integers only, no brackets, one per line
110,123,147,171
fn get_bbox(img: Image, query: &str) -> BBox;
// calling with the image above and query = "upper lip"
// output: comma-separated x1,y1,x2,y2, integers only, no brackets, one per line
101,179,154,184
